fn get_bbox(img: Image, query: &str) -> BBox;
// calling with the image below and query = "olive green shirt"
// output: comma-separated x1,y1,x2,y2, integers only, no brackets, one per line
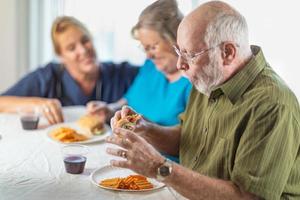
180,46,300,200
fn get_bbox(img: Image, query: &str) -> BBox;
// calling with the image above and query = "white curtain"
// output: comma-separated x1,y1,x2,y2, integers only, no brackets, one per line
28,0,65,69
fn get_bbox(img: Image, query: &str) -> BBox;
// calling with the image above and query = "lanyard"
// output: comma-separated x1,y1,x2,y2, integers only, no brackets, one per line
55,64,102,105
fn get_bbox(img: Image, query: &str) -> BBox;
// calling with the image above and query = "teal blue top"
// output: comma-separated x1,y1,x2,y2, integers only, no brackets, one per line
124,59,192,126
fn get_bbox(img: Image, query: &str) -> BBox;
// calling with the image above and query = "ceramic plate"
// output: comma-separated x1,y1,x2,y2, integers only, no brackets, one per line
90,165,165,192
47,122,110,144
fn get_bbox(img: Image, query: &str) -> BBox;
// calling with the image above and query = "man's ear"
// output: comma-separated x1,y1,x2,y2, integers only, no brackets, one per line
221,43,236,65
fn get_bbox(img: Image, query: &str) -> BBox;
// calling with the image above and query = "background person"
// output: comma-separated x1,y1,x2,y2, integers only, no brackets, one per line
88,0,192,162
106,1,300,199
0,16,139,124
88,0,191,127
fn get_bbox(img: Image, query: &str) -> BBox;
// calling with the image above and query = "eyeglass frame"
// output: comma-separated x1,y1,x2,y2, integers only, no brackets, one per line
173,42,239,64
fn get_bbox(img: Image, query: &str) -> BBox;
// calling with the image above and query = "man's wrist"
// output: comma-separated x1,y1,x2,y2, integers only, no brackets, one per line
156,158,173,182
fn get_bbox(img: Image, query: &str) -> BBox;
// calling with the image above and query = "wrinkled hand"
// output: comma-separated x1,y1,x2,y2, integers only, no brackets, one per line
106,127,165,178
110,106,152,137
41,98,64,124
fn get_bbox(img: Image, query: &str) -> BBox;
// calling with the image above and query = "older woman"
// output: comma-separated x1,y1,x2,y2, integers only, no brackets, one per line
0,16,139,124
88,0,191,127
88,0,191,162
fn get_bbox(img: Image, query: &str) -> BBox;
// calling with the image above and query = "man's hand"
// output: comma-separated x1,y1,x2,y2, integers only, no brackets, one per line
110,106,153,138
106,127,165,178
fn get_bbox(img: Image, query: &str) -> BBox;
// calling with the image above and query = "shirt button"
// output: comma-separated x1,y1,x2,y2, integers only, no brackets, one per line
204,127,208,133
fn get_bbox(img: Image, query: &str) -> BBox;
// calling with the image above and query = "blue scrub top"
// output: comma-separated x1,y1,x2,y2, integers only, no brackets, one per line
124,60,192,126
2,62,139,106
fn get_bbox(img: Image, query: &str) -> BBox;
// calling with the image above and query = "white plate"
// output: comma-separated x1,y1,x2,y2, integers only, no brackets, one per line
47,122,111,144
90,165,165,192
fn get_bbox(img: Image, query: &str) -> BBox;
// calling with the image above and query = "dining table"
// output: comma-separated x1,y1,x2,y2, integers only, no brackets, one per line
0,106,186,200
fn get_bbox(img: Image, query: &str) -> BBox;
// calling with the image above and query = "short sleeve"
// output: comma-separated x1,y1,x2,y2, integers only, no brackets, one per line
1,62,59,98
231,103,300,200
2,70,43,96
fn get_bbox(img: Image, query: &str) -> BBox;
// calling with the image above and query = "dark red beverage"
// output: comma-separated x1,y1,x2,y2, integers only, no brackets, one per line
64,155,86,174
21,116,39,130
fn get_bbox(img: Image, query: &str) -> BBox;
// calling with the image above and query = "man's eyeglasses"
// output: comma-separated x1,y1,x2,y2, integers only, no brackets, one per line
173,44,220,64
173,42,240,64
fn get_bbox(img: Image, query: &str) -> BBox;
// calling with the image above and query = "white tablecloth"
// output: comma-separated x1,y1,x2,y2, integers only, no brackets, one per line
0,106,185,200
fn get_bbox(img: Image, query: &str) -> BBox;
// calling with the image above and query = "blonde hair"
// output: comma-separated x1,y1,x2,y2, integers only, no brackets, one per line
131,0,183,43
51,16,92,55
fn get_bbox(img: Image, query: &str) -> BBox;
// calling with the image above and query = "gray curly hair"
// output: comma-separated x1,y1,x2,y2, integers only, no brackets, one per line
131,0,183,44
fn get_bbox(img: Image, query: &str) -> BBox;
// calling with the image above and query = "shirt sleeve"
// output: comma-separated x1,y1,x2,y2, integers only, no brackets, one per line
1,70,43,96
231,102,300,199
1,63,56,97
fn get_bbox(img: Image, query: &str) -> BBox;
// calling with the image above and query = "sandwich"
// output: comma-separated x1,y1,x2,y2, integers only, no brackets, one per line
116,114,141,130
77,115,105,136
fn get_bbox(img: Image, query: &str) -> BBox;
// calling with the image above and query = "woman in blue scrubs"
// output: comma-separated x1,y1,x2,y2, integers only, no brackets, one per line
0,16,139,124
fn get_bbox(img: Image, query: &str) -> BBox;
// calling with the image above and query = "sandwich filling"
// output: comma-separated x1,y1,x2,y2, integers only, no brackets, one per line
116,114,141,130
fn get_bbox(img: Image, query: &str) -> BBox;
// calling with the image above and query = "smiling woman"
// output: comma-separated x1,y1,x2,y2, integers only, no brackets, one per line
0,16,139,125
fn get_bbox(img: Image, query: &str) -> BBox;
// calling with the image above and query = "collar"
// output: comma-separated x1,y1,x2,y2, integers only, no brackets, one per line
211,45,267,104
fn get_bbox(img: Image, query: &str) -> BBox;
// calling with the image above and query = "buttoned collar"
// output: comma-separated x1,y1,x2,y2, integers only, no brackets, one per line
211,45,267,104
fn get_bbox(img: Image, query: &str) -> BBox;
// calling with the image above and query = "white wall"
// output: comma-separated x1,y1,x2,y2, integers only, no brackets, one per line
0,0,18,92
0,0,30,93
0,0,300,100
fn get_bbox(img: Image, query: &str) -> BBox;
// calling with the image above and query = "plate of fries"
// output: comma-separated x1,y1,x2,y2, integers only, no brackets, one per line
47,122,111,144
90,165,165,192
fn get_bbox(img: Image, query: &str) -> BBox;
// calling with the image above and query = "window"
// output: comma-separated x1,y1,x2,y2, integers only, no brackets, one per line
62,0,195,65
36,0,196,67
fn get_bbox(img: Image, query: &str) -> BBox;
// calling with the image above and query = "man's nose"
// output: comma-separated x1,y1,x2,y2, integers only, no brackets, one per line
176,56,189,71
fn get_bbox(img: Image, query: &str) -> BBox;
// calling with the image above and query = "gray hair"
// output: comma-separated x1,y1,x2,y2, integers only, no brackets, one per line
131,0,183,43
204,12,250,58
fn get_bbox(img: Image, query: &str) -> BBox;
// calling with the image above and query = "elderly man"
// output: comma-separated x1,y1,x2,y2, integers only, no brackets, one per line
106,1,300,199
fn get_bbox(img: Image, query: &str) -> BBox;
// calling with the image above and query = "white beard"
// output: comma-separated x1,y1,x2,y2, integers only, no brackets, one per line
194,52,224,96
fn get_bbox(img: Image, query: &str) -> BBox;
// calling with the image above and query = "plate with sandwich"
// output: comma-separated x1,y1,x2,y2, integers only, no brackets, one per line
47,115,111,144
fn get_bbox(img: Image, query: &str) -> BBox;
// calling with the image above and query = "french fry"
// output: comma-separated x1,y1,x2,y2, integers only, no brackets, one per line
99,175,154,190
50,127,88,143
